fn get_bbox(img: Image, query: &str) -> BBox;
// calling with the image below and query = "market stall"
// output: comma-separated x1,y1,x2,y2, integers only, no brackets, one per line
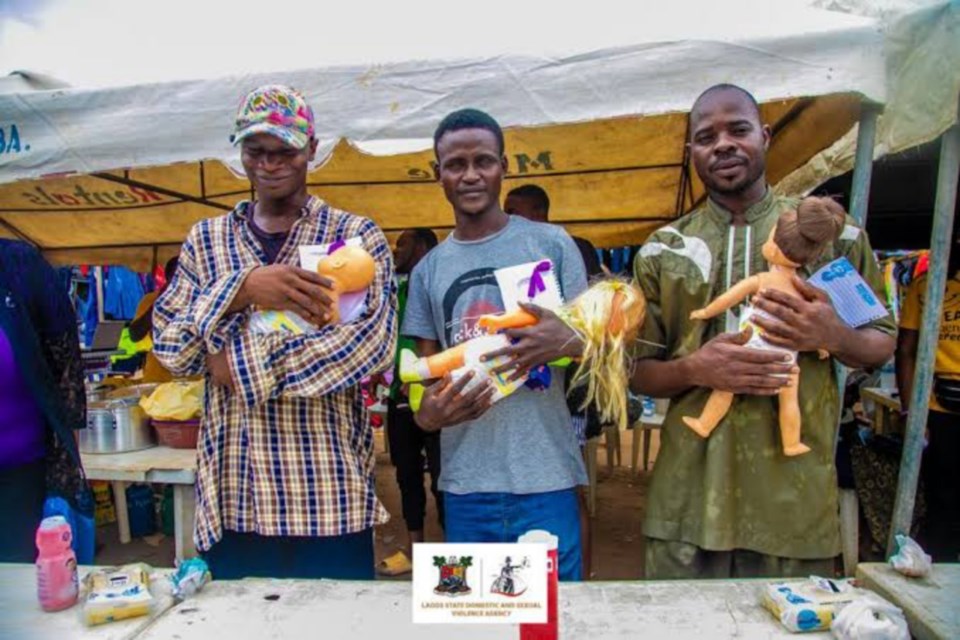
1,5,958,638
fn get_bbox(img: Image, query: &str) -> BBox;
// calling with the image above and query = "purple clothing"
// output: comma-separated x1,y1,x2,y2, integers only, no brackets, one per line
0,326,46,468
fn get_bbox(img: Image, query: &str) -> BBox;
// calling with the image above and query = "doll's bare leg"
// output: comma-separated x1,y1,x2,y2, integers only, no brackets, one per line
682,390,734,438
399,344,468,383
779,371,810,456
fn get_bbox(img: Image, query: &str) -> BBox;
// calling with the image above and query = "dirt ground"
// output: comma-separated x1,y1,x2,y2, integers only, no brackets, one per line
95,428,660,581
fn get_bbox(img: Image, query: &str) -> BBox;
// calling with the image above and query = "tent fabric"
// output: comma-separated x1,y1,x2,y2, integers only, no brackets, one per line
777,1,960,198
0,7,927,269
0,93,864,269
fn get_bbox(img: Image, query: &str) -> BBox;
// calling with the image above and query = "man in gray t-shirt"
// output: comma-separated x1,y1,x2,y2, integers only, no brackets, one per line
402,108,588,580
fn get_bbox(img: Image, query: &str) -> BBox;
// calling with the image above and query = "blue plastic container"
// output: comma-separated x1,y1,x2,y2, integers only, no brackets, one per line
125,484,157,538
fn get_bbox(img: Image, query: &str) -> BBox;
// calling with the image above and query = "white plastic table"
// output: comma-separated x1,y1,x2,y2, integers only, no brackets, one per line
857,562,960,640
81,446,197,561
1,563,813,640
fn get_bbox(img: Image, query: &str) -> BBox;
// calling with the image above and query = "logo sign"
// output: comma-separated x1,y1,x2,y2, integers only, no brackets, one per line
412,543,548,624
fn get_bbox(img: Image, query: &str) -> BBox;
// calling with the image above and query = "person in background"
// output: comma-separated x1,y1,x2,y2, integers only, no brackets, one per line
378,228,442,576
153,85,397,580
0,239,89,561
505,184,603,278
504,182,602,578
896,226,960,562
403,108,588,580
129,256,179,383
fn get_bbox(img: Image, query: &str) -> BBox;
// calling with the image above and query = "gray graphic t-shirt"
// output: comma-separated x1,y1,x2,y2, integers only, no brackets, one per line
402,216,589,495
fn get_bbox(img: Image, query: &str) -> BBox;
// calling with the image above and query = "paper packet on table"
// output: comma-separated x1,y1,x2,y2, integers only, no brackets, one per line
82,563,155,626
760,576,864,633
248,237,368,336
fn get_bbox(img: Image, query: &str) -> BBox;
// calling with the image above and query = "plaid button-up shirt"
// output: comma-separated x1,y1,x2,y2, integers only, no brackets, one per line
153,197,396,551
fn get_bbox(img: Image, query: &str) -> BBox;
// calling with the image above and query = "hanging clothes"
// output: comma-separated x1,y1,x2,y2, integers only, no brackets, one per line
102,266,145,321
74,272,98,349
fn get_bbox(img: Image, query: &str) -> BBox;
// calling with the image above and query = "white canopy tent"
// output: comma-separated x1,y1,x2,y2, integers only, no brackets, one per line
0,0,955,269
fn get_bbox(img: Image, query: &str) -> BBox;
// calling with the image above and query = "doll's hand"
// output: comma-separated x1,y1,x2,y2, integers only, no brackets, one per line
414,372,495,432
690,309,708,321
752,277,843,354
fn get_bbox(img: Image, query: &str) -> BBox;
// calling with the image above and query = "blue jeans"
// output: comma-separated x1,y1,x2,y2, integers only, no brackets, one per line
443,489,582,581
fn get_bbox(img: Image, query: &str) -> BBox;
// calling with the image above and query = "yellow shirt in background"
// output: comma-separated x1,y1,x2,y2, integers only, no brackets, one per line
900,273,960,413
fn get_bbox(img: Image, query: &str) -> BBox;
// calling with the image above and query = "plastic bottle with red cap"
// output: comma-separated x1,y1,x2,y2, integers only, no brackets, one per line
518,529,558,640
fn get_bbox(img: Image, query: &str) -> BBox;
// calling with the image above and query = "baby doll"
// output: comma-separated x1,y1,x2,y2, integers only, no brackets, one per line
316,243,376,325
683,197,846,456
247,242,376,335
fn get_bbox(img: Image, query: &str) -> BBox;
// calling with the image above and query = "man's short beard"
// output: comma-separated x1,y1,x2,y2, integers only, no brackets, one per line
705,164,765,196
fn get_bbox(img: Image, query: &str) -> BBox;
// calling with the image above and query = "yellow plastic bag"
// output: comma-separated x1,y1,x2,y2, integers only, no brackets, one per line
139,381,204,421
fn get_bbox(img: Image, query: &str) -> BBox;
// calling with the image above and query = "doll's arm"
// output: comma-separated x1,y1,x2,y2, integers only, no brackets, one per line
477,308,538,333
690,276,761,320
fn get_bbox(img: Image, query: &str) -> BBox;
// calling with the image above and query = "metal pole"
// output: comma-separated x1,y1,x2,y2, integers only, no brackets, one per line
887,122,960,557
835,102,881,454
849,103,881,226
833,103,881,576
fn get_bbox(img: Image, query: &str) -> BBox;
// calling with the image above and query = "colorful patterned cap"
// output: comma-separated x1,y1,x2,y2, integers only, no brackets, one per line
231,85,315,150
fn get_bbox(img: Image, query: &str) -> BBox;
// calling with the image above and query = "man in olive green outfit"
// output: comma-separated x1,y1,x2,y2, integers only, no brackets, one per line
631,84,897,579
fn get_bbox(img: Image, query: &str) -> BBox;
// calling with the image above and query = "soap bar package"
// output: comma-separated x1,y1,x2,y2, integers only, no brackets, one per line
760,577,862,633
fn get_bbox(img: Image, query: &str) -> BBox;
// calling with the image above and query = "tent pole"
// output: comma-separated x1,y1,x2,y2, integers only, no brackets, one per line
887,120,960,557
835,101,880,447
833,101,880,575
95,266,105,324
849,103,881,226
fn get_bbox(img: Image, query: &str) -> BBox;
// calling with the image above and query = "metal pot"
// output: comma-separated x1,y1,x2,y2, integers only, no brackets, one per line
80,397,156,454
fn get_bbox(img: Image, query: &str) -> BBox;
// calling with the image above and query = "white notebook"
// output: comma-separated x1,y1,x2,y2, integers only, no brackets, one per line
494,259,564,312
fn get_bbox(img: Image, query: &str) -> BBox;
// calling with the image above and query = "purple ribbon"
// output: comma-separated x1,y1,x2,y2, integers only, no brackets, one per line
328,239,346,255
526,260,552,299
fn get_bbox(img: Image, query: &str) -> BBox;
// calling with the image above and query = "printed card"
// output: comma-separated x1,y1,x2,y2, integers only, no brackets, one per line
412,543,548,624
494,260,564,312
808,257,889,328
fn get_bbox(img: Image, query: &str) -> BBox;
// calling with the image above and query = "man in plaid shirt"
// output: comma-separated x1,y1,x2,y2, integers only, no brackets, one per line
153,85,397,579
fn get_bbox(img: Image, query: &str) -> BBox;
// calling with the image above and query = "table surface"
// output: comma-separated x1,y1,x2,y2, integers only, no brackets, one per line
857,562,960,640
81,446,197,483
861,387,902,411
0,563,825,640
0,565,176,640
637,412,666,427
